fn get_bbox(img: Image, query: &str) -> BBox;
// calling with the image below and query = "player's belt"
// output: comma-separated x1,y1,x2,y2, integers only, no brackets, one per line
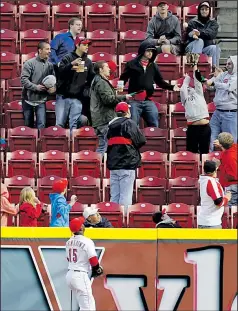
68,269,87,273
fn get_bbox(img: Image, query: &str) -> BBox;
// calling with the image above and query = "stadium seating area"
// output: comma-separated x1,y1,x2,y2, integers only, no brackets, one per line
0,1,237,229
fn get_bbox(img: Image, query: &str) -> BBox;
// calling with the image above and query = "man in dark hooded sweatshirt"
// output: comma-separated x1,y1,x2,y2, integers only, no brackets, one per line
119,40,179,127
146,1,182,55
185,1,220,67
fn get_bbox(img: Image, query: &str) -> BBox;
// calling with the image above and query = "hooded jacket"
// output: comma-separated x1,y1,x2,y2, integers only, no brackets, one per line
49,193,72,227
212,55,237,110
19,202,42,227
57,52,95,99
90,74,126,128
146,11,181,45
186,2,219,48
107,117,146,170
120,41,174,97
1,184,18,227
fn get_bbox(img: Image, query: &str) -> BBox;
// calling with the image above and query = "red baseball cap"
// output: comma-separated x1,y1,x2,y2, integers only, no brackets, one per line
74,37,91,46
52,179,68,193
69,217,85,233
115,102,130,113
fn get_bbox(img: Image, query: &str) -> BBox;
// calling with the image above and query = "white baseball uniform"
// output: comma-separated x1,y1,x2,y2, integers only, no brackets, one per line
66,234,97,311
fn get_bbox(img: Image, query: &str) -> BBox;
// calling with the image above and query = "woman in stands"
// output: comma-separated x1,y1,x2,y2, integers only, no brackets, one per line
1,183,18,226
19,187,43,227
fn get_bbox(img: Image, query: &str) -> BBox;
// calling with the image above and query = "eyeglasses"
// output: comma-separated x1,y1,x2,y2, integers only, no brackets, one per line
226,62,232,66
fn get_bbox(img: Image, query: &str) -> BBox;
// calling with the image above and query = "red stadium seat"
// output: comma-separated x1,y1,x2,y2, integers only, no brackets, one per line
169,77,185,104
85,3,116,31
169,151,200,178
20,29,51,54
184,54,212,78
155,53,181,80
170,127,187,153
119,3,149,32
52,3,83,31
21,52,38,66
140,127,168,153
168,176,199,206
69,202,87,221
72,151,101,178
4,175,35,204
162,203,195,228
8,126,38,152
39,150,69,178
102,178,110,202
6,78,22,102
183,4,214,22
231,206,237,229
72,127,98,152
119,0,149,4
87,30,117,54
109,77,129,93
119,30,146,54
0,80,5,104
37,175,62,204
170,102,186,129
0,2,17,30
127,203,160,228
154,102,168,129
4,100,25,129
45,100,56,128
0,29,18,53
207,102,216,118
119,52,137,76
136,177,167,206
19,2,50,31
138,151,167,178
201,151,222,177
39,126,70,152
91,202,124,227
37,211,50,227
151,4,181,18
222,206,231,229
0,52,19,80
6,150,36,178
52,0,84,3
89,52,118,77
150,0,179,5
70,176,101,205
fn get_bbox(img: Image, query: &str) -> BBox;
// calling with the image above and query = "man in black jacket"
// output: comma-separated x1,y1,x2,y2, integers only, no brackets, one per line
152,211,181,228
120,40,179,127
83,206,113,228
56,37,95,132
185,1,220,67
107,102,146,211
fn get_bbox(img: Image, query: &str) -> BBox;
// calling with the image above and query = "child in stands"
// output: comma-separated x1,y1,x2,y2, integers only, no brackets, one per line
49,179,77,227
1,183,18,226
19,187,43,227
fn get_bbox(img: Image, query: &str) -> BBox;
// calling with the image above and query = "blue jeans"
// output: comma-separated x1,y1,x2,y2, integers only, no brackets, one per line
210,110,237,150
198,225,222,229
129,100,159,127
186,39,221,66
95,124,108,156
22,100,46,129
225,184,238,207
55,95,82,132
110,169,135,212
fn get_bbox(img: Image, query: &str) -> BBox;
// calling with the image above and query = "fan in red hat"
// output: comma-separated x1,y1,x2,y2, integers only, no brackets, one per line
49,179,78,228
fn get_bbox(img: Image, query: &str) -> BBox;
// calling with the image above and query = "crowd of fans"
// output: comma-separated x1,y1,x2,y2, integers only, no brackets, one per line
1,1,237,229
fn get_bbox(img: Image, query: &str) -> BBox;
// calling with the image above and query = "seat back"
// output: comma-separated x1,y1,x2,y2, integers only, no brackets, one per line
162,203,194,228
70,176,100,204
0,2,17,30
37,175,63,204
52,3,83,30
0,52,19,79
5,175,35,204
6,78,22,102
39,126,70,152
138,151,167,178
91,202,124,227
45,100,56,127
39,150,69,178
72,150,101,178
72,127,98,152
141,128,168,153
119,30,146,54
170,127,187,153
0,29,18,53
128,203,160,228
170,151,200,178
87,30,117,54
4,100,25,128
119,3,149,31
6,150,36,178
8,126,38,152
155,53,181,80
137,177,167,206
85,3,116,31
19,2,50,30
20,29,50,54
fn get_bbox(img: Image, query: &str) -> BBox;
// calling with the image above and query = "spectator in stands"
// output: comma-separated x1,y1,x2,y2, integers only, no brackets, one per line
49,179,77,227
120,41,179,127
146,1,182,55
56,37,95,133
207,55,237,150
21,41,55,129
83,206,113,228
184,1,220,67
1,183,18,227
152,210,181,228
198,160,231,229
90,61,131,156
180,63,211,154
19,187,44,227
50,17,83,66
107,102,146,211
213,132,237,207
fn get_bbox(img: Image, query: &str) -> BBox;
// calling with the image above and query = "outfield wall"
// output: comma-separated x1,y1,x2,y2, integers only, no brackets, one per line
1,228,237,311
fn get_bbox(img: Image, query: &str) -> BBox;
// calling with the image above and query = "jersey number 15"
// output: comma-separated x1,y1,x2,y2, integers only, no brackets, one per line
68,248,78,263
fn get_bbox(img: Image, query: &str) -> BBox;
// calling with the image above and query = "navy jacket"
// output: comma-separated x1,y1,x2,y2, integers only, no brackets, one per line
50,32,75,65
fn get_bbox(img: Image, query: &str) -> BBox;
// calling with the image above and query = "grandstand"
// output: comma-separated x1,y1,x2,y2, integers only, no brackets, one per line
0,0,237,228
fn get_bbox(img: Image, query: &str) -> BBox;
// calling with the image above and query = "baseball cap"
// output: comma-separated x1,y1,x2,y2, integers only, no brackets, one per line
158,1,168,6
74,36,91,46
115,102,130,113
52,179,68,193
42,75,56,89
83,207,99,219
200,1,210,7
69,217,85,233
203,160,217,174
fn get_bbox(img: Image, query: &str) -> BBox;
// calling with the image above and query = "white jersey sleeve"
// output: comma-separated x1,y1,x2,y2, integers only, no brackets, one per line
86,239,97,260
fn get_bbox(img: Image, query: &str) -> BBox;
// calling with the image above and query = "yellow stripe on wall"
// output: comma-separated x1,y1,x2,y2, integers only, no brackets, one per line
1,227,237,241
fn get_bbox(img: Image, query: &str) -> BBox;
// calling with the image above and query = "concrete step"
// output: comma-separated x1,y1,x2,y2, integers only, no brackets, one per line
217,1,237,8
217,9,237,23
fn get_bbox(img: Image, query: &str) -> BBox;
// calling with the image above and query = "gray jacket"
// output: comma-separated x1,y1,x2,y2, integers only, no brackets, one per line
146,11,181,45
21,56,55,104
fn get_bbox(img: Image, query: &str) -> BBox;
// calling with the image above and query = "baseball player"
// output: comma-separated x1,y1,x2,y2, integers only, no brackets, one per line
66,217,103,311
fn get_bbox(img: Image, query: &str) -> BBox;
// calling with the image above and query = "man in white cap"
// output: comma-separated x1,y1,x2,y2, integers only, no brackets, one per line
83,207,113,228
